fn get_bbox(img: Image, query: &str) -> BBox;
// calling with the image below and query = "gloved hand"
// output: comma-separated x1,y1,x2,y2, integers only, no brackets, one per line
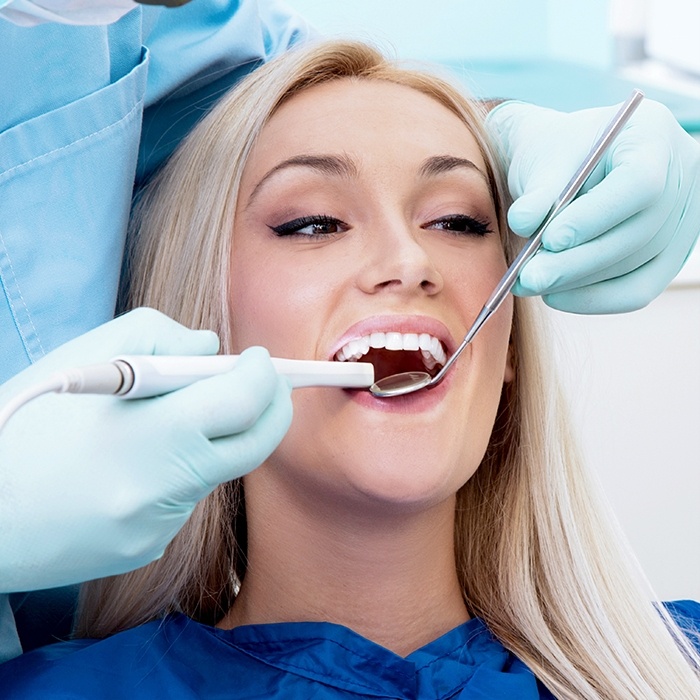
487,98,700,313
0,308,292,593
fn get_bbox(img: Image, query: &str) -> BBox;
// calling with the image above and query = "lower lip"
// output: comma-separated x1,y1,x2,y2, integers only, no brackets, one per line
343,367,453,413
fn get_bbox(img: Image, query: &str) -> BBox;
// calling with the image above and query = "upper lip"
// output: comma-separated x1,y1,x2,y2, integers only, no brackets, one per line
329,314,457,360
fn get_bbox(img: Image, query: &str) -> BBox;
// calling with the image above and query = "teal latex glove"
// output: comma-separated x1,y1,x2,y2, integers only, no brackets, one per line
0,308,292,593
487,99,700,313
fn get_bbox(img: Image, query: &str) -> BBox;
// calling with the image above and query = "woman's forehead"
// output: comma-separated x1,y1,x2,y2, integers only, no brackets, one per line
252,78,486,173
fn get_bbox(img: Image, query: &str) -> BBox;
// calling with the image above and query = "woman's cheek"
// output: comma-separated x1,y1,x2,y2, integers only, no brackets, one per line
229,263,317,353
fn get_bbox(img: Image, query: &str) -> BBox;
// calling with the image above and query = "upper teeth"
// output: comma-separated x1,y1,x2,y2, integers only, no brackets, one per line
334,332,447,369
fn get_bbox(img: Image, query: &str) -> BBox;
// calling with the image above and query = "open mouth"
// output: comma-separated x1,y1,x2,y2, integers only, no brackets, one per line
334,332,447,382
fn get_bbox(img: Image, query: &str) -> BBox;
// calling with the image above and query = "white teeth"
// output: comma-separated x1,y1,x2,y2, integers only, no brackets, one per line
334,331,447,371
421,350,437,370
347,337,369,360
402,333,419,351
430,337,443,363
385,332,403,350
347,339,363,360
369,332,385,349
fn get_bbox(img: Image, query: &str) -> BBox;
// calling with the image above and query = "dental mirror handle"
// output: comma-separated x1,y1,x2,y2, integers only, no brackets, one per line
429,88,645,387
112,355,374,398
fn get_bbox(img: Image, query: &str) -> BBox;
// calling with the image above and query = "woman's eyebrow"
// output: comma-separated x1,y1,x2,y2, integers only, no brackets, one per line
418,155,489,185
245,153,489,209
246,154,358,207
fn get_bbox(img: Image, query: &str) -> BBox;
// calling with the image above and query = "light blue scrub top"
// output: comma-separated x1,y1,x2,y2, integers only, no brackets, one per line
0,0,310,662
0,0,310,383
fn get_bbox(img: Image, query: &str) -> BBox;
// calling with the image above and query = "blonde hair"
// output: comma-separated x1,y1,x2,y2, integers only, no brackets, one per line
78,40,700,699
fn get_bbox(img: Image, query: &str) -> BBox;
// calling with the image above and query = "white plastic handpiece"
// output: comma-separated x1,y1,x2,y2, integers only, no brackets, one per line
112,355,374,399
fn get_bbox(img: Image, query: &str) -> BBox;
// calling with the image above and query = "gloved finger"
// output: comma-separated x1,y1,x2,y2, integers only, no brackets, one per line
515,210,674,296
507,186,557,238
539,223,674,294
541,240,689,314
506,169,604,238
506,143,607,238
541,143,669,252
105,307,220,357
162,345,282,439
205,379,293,483
30,308,220,376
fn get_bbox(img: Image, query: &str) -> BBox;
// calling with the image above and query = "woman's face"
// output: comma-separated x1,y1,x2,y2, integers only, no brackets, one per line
230,78,513,515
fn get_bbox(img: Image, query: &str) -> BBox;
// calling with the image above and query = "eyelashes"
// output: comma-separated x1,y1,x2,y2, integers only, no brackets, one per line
422,214,493,237
269,213,493,238
270,215,349,237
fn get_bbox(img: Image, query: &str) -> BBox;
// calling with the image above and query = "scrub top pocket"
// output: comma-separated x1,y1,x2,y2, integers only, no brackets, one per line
0,45,149,382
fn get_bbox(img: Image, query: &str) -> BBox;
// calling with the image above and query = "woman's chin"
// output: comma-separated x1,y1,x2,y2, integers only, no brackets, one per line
355,461,470,507
267,394,490,517
304,453,477,520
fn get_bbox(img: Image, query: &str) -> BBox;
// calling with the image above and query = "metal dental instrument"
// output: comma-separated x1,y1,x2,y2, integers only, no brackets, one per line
370,89,645,399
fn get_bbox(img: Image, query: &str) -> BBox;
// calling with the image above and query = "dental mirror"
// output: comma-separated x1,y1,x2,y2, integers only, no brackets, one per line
370,89,645,399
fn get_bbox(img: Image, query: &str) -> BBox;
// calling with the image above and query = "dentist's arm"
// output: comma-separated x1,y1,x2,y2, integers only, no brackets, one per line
0,308,292,593
488,98,700,313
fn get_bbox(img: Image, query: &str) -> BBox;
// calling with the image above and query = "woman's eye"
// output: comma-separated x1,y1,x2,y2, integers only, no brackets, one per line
270,215,349,237
424,214,493,237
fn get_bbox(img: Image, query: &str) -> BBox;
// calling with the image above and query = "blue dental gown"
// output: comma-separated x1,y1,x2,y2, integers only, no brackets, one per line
1,601,699,698
0,613,554,698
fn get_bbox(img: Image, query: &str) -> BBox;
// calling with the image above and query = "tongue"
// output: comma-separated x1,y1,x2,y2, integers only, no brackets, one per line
363,348,428,381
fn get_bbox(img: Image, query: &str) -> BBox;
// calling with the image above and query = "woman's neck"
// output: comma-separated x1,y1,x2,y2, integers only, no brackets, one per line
218,471,469,657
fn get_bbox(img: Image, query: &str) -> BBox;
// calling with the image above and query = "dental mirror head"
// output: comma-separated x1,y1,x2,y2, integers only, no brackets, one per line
369,370,432,398
369,89,645,400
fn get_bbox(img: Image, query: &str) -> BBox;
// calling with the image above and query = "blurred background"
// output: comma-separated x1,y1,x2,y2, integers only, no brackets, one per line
288,0,700,600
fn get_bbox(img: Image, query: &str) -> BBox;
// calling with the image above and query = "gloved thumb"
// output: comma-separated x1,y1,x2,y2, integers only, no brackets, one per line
92,307,220,358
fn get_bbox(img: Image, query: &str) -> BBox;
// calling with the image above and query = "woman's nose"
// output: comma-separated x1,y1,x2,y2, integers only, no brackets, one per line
356,224,444,297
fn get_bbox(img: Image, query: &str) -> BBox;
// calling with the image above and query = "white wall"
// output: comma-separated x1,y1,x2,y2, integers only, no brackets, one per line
647,0,700,75
546,282,700,601
290,0,550,62
291,0,613,67
547,0,612,68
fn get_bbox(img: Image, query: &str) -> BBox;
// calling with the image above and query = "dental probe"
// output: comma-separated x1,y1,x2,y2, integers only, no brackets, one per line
0,355,374,432
370,88,645,398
